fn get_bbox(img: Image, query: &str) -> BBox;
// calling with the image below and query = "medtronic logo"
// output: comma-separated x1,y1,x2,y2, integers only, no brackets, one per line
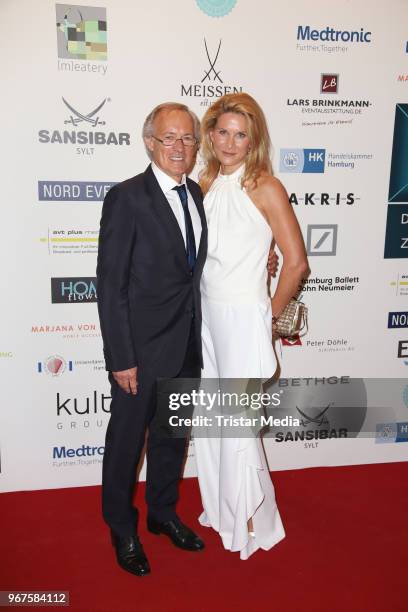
279,149,325,173
388,312,408,329
297,26,371,43
51,277,97,303
56,5,107,61
53,445,105,458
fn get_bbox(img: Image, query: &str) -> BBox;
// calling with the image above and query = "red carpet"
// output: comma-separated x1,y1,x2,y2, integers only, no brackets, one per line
1,463,407,612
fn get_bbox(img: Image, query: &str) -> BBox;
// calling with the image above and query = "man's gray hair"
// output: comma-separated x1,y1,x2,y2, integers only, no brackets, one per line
142,102,201,159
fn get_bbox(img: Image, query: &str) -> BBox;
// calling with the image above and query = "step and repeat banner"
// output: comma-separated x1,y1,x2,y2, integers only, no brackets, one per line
1,0,408,492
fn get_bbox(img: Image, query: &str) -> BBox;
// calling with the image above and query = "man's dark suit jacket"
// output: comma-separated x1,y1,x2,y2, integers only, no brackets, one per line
96,164,208,378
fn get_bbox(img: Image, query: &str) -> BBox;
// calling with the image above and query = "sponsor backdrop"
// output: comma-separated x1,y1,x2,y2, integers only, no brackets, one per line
1,0,408,492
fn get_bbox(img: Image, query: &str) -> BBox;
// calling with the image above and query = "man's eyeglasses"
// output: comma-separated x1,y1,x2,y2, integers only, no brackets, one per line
152,135,198,147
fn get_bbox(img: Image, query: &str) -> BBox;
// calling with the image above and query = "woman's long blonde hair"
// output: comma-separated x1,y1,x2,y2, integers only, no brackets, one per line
199,92,273,195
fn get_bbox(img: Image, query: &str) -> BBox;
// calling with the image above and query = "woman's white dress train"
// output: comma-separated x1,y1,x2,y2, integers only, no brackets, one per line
193,165,285,560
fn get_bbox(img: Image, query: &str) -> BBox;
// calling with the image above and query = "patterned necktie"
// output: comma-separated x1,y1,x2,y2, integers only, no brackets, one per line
173,184,197,271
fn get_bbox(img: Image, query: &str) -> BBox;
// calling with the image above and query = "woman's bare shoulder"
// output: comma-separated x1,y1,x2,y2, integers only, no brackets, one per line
248,174,288,209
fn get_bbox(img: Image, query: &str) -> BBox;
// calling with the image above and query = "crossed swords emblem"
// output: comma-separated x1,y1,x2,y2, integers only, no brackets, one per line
62,97,107,127
296,404,332,427
201,38,223,83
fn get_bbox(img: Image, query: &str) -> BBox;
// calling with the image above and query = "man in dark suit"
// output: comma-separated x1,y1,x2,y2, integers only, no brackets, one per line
97,102,207,577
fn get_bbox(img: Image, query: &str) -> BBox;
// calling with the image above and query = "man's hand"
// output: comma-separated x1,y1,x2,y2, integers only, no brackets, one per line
267,249,279,277
113,367,138,395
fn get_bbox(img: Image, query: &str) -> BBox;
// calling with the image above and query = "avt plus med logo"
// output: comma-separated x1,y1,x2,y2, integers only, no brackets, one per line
279,149,325,173
51,277,97,303
56,4,107,61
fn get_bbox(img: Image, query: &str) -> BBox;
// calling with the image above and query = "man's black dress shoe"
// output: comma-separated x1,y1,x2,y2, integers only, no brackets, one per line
111,532,150,576
147,517,205,551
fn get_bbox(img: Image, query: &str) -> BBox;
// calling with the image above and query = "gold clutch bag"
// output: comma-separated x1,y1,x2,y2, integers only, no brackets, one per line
274,298,308,338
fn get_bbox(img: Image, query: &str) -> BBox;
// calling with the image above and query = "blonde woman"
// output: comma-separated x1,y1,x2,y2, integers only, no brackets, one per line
194,93,309,559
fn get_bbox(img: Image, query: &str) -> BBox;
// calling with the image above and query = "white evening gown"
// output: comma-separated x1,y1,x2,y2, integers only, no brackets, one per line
193,164,285,560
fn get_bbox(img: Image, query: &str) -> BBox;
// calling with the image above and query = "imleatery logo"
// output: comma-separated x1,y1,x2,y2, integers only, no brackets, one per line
56,4,107,61
195,0,237,18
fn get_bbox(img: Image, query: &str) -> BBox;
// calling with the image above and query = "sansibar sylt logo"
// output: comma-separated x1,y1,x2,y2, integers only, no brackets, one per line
51,277,97,303
181,39,243,103
38,98,130,156
384,103,408,259
56,4,107,61
195,0,237,18
279,149,325,173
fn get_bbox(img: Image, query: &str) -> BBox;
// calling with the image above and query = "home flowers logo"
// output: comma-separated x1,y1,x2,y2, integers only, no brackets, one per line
196,0,237,18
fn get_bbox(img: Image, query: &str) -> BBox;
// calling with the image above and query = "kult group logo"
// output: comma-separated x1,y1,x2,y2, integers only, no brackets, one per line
384,103,408,258
279,149,325,173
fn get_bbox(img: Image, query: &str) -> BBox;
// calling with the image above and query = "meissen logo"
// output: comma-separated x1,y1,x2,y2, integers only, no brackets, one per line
181,39,243,104
38,98,130,156
51,277,97,303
